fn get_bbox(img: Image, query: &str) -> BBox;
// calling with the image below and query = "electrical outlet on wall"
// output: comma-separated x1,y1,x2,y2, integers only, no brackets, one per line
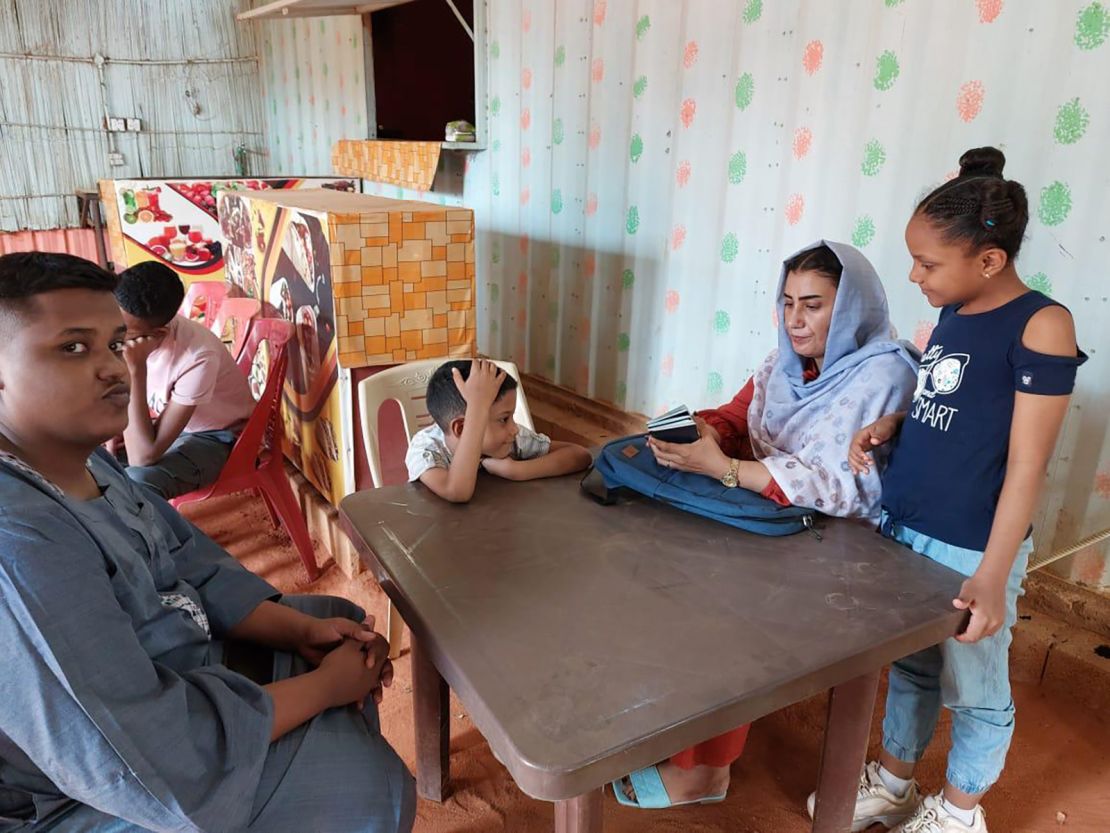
107,151,125,166
126,118,141,132
105,117,126,132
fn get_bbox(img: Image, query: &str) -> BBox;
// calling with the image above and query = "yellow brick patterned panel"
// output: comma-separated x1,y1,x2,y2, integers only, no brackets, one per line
324,195,476,368
221,187,475,375
331,139,441,192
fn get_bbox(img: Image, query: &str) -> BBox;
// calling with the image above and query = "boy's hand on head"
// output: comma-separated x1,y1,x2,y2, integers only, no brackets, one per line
953,570,1008,643
453,358,506,410
122,335,159,370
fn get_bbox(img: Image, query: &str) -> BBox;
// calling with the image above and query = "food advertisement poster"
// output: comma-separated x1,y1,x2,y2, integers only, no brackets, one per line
101,177,357,284
219,190,349,505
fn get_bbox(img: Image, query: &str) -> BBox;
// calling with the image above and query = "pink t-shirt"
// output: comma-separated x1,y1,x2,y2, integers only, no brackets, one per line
145,316,255,434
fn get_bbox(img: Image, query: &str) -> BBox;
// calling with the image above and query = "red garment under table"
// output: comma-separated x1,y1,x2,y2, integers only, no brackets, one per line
670,723,752,769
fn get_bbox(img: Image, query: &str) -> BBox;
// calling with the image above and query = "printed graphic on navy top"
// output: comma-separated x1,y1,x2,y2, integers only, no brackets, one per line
910,345,970,432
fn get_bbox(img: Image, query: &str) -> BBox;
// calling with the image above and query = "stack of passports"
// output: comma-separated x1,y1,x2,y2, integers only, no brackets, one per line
647,406,700,444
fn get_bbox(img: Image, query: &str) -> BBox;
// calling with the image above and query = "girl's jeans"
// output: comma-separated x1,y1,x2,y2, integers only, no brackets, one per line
879,512,1031,796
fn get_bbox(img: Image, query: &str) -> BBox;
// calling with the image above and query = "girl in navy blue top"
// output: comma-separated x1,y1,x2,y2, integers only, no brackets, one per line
810,148,1087,833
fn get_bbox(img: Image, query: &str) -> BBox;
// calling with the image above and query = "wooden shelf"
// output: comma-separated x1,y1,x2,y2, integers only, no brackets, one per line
237,0,414,21
441,141,484,150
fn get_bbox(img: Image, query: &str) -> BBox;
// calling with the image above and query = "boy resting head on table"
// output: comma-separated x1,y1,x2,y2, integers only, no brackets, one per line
405,358,592,503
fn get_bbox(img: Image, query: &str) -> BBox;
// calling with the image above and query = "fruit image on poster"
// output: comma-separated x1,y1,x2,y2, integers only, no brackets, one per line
119,182,223,272
101,177,357,285
220,191,348,505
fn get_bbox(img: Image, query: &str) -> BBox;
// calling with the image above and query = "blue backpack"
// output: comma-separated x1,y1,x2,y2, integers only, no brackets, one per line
582,435,818,537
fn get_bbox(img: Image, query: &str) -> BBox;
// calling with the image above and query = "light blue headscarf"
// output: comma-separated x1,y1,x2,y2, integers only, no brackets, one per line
747,240,919,520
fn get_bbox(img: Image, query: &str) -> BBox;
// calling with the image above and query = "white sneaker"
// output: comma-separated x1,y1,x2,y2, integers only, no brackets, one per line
891,794,988,832
806,761,921,832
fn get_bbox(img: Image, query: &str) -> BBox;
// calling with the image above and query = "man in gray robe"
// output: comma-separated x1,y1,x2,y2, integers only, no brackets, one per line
0,252,415,832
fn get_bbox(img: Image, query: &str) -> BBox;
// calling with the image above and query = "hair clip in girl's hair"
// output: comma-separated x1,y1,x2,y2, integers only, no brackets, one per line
984,218,996,227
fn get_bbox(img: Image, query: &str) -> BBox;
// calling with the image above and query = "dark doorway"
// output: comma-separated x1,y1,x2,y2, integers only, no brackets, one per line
370,0,476,140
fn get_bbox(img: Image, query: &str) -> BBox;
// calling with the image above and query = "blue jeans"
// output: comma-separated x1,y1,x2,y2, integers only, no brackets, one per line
879,513,1031,796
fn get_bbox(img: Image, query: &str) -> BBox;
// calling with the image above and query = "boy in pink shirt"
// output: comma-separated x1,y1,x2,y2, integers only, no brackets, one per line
114,262,255,499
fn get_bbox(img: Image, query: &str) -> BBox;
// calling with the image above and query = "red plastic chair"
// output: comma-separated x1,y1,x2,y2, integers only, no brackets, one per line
171,318,321,581
212,297,261,362
179,280,227,329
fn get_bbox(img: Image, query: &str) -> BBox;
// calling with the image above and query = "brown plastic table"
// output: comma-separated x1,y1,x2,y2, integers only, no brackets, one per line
340,474,966,832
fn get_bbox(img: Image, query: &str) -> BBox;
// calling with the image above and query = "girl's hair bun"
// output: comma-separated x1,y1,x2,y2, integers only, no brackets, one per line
958,146,1005,179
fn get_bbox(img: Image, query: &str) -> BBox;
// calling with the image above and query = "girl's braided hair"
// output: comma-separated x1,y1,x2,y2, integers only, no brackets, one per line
916,146,1029,261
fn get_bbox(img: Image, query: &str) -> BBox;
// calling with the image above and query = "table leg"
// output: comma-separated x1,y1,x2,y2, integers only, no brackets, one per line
812,670,882,833
555,789,603,833
385,600,404,660
411,634,450,802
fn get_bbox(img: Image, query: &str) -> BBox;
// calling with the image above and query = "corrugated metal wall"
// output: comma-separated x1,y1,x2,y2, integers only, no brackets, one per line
0,229,105,262
0,0,266,230
256,14,370,175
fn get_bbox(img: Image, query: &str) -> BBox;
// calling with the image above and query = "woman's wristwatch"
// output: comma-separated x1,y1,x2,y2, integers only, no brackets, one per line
720,458,740,488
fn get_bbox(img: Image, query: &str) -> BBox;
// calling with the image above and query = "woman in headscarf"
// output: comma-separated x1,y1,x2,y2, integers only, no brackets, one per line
614,240,919,810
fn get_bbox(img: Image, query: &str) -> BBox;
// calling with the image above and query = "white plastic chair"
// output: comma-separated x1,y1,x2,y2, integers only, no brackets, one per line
356,358,534,656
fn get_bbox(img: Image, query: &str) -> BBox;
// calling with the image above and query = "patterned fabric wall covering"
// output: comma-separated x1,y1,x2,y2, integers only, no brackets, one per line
259,14,368,175
465,0,1110,587
289,0,1110,587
